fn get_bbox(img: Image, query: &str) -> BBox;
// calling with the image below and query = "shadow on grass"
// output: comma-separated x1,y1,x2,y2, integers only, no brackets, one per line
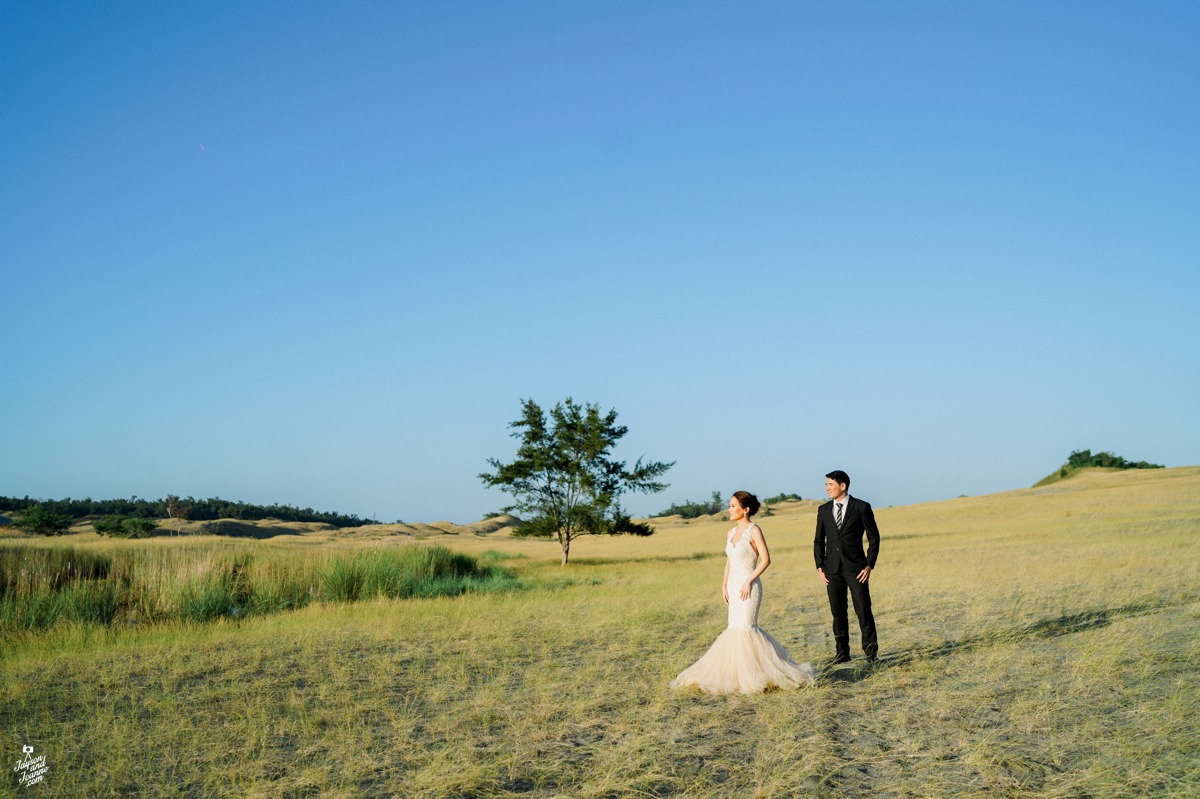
819,660,879,684
194,521,305,539
858,599,1178,677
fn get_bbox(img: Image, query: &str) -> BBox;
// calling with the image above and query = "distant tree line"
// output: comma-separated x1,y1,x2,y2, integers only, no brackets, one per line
655,490,804,519
0,496,378,528
1065,450,1163,471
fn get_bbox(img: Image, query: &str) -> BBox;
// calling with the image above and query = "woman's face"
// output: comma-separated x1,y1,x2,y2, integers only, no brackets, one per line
728,497,746,521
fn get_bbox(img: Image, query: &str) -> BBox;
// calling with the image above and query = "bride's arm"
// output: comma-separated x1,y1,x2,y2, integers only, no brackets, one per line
740,525,772,599
722,557,730,606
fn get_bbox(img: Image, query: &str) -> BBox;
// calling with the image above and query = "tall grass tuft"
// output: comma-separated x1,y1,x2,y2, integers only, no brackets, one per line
0,541,516,637
322,547,514,602
62,579,121,625
321,556,367,603
0,545,112,593
0,546,118,631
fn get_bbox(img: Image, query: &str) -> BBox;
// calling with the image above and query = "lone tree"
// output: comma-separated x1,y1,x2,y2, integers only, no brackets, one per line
166,495,188,536
480,397,673,566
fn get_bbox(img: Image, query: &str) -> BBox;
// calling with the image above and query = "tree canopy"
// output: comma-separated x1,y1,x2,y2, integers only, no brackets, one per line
480,398,673,565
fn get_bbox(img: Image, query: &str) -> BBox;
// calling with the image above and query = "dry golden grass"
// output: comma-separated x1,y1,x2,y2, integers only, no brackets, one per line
3,467,1198,798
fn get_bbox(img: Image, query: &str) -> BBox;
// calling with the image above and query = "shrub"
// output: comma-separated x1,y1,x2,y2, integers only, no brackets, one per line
10,505,72,536
124,518,158,537
95,515,159,538
92,516,124,536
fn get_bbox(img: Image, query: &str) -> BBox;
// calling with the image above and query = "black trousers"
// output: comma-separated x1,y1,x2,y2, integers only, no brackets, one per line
826,566,878,659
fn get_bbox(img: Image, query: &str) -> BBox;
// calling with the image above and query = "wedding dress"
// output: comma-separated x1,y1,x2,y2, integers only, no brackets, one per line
670,524,815,694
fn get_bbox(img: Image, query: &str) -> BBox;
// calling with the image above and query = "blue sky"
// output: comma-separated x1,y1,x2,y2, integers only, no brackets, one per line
2,2,1197,523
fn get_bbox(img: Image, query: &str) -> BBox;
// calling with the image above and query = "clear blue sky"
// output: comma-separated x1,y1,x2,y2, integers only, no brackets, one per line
3,2,1197,523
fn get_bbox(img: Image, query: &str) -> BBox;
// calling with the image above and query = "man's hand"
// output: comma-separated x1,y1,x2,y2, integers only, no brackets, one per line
856,566,872,583
817,568,829,586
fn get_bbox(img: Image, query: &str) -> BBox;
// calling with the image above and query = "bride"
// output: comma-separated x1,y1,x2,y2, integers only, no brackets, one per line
670,491,815,694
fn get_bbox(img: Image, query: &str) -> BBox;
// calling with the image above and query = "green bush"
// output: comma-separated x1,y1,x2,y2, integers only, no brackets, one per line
10,504,73,536
94,515,158,537
124,518,158,537
92,515,124,535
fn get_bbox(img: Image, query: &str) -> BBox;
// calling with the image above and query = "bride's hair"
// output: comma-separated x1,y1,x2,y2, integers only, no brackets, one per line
732,491,760,517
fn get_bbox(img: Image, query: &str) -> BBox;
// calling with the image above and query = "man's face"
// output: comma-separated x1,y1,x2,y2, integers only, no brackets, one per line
825,478,847,500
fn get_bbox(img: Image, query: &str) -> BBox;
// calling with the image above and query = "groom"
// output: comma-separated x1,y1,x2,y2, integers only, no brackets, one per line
814,470,880,664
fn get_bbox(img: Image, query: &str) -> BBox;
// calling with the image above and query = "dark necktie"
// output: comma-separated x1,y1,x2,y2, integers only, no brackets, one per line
835,502,844,529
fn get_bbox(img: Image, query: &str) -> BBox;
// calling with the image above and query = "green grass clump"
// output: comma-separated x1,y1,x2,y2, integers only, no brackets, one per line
0,542,515,637
321,546,516,602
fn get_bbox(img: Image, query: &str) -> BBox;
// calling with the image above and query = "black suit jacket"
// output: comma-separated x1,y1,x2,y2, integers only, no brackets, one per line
814,496,880,574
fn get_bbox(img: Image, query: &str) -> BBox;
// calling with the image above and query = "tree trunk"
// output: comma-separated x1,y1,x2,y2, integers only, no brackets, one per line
560,537,570,566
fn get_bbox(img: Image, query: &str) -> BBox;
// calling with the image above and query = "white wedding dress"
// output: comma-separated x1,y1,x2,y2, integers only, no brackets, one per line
670,524,815,694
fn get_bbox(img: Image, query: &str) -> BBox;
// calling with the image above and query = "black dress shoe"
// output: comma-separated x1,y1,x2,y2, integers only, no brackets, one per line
828,655,851,665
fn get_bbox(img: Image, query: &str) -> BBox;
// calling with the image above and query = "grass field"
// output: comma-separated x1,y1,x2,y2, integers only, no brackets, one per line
3,466,1198,798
